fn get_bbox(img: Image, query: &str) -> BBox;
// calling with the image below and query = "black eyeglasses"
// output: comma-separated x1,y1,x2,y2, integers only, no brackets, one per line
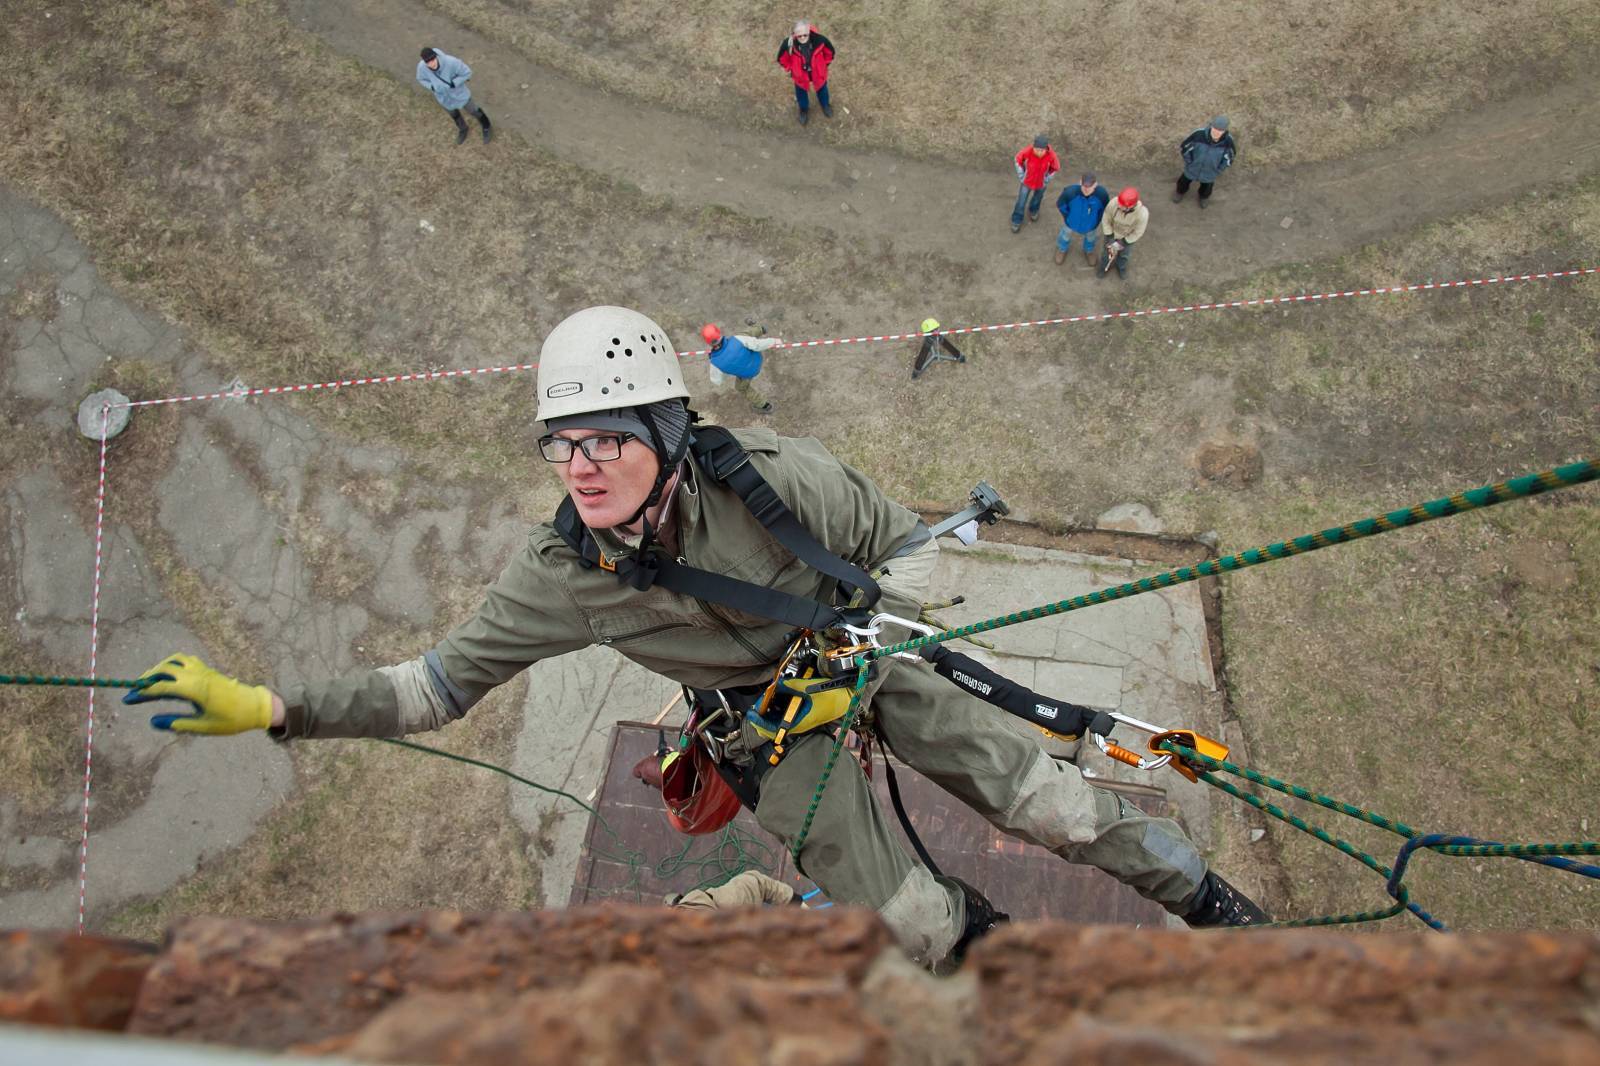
538,432,636,464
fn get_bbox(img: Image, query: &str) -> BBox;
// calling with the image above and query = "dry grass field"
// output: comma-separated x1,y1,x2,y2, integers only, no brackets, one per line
425,0,1600,166
1,0,1596,935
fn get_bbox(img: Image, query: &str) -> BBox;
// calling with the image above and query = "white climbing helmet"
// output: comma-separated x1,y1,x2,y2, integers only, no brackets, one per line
535,306,689,424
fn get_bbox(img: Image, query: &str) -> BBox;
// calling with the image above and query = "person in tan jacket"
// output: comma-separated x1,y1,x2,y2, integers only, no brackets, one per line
1098,186,1149,280
126,305,1266,970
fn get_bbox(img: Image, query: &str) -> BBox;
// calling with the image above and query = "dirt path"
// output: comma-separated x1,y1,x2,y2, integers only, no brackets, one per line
283,0,1600,301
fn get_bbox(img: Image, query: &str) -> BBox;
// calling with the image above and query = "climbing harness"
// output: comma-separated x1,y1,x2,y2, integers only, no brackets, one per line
554,424,884,630
785,458,1600,929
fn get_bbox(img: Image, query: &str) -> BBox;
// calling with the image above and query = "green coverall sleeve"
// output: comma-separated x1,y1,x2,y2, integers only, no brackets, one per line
277,535,592,738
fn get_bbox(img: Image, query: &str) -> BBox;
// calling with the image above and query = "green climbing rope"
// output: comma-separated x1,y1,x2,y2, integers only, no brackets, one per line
874,458,1598,659
378,736,781,898
789,457,1599,864
0,670,780,902
0,673,152,689
1157,739,1600,928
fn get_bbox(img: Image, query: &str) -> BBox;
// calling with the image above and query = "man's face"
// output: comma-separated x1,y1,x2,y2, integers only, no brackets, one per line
426,57,440,70
1209,126,1225,140
553,429,662,529
1032,146,1047,158
1082,180,1097,195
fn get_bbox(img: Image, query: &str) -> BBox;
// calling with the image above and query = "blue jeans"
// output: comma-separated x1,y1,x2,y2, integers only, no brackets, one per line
1055,223,1097,253
1011,184,1045,226
795,82,831,113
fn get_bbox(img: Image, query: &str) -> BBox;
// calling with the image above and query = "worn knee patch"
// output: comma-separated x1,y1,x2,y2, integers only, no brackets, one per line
1139,821,1207,890
878,865,962,968
1001,749,1100,847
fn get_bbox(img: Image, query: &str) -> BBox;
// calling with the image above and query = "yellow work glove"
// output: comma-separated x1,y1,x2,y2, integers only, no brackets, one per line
122,654,273,735
747,675,857,741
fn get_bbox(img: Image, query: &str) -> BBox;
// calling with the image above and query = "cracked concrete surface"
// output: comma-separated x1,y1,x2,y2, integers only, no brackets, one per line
2,177,1223,927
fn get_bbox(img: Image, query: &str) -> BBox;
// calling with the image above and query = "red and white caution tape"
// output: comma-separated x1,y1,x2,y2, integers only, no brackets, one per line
111,266,1597,408
78,406,111,935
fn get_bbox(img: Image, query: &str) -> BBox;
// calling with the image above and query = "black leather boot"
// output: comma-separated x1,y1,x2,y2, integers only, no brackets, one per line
945,876,1009,964
1181,871,1271,927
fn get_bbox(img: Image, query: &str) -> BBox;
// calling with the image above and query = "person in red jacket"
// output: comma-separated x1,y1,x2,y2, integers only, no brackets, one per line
1011,134,1061,233
777,20,835,126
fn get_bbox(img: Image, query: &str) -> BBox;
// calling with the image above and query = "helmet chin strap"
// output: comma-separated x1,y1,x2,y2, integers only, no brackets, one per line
624,403,688,553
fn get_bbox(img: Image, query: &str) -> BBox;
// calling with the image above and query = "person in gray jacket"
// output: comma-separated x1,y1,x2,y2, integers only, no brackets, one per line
1173,115,1236,209
417,46,493,146
126,306,1270,970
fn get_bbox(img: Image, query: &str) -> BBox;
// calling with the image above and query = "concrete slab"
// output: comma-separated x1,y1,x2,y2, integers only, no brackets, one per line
0,183,297,930
574,722,1172,927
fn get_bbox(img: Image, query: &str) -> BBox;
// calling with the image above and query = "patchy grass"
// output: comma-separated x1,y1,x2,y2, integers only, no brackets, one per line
0,629,83,826
2,0,1597,932
0,0,966,497
425,0,1600,167
105,682,542,939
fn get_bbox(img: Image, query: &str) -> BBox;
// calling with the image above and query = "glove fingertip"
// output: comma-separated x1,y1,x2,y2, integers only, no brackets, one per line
149,714,178,731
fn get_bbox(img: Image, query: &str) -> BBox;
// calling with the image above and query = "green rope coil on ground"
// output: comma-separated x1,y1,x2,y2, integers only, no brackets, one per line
1158,739,1600,928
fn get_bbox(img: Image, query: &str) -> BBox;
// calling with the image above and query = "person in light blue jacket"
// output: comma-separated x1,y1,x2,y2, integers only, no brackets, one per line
416,47,493,146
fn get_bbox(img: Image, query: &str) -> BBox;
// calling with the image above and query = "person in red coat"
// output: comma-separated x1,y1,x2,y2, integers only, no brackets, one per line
777,20,835,126
1010,134,1061,232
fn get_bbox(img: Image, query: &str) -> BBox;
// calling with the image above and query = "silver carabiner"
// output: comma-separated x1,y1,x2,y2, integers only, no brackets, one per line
864,612,942,661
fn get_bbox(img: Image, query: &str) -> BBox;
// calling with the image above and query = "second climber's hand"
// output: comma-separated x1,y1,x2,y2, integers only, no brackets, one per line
122,654,273,735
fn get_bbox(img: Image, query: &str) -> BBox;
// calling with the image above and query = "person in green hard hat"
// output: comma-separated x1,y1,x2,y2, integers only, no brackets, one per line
912,317,967,379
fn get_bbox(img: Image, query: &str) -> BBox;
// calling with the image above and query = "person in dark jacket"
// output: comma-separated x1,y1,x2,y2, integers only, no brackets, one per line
777,20,835,126
1054,172,1111,266
416,46,492,146
1173,115,1236,209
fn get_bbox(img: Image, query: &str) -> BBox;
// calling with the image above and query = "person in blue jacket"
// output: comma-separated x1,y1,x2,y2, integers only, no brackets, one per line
1053,172,1111,267
417,47,493,146
703,323,781,414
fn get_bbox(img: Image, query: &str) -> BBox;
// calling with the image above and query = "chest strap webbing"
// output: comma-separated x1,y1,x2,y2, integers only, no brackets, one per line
552,426,880,632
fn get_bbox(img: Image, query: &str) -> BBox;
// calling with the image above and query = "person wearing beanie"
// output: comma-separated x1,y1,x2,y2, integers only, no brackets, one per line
126,304,1268,973
416,46,493,146
1053,171,1111,267
1010,134,1062,233
1173,115,1237,208
777,20,835,126
702,322,782,414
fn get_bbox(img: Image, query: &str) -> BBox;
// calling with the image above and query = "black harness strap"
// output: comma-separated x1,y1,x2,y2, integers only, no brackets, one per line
919,644,1115,739
552,426,881,630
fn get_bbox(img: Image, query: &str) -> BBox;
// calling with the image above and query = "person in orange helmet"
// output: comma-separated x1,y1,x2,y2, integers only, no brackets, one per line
703,322,782,414
1098,186,1149,280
